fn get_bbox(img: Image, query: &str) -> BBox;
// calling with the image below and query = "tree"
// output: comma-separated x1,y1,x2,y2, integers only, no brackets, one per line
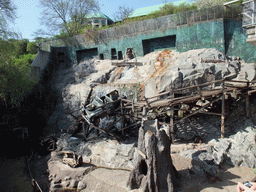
0,0,17,39
127,120,179,191
27,42,38,54
37,0,100,37
0,38,37,106
113,5,134,21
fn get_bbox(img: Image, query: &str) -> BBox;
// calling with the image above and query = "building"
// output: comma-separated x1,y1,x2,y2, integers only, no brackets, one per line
85,12,114,28
242,0,256,46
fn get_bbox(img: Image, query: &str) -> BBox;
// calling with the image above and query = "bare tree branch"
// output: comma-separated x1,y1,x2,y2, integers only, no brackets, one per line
113,5,134,21
0,0,17,39
37,0,100,37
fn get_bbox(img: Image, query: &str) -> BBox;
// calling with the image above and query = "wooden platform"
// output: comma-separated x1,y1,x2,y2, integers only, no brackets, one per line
121,79,253,140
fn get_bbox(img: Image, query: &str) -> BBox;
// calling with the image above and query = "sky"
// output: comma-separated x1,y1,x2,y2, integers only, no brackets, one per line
9,0,193,41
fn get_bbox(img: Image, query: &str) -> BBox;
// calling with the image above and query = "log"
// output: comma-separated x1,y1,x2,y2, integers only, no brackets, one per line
127,120,179,192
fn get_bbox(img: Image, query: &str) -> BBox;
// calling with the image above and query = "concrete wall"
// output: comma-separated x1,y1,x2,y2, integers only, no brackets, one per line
39,19,255,64
224,19,256,63
32,50,50,69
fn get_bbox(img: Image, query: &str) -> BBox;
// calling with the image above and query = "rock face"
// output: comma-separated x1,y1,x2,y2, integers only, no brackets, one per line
45,48,256,191
45,48,255,133
48,152,95,192
56,134,137,169
144,49,239,98
180,123,256,175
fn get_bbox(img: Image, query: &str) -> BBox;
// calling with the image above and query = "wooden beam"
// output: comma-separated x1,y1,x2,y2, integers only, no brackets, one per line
199,111,221,116
221,83,225,139
112,62,143,67
144,96,151,108
246,82,250,118
82,114,117,139
174,97,222,126
224,0,241,6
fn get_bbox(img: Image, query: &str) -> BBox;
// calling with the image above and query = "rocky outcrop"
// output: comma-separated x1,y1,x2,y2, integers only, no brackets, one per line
56,134,137,169
180,121,256,175
45,48,255,133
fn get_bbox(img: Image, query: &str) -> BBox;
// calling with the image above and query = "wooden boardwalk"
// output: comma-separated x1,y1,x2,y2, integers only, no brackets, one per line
121,78,255,140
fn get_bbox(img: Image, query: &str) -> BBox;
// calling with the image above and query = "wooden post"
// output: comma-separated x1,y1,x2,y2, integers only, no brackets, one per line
169,91,175,144
212,74,215,89
246,81,250,118
170,107,174,144
195,79,200,91
144,96,151,109
121,100,125,137
82,122,87,141
221,82,225,138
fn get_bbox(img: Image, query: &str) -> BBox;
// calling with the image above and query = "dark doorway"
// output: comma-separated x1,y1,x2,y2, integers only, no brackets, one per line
142,35,176,55
100,54,104,60
76,48,98,63
58,52,65,63
118,51,123,60
111,48,117,60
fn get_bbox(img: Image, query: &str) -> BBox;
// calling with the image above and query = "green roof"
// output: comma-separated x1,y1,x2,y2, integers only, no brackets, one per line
128,0,191,18
85,12,113,22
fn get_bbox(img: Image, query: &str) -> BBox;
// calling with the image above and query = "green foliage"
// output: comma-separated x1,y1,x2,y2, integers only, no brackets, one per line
0,39,37,106
13,54,37,68
14,39,29,57
26,42,38,54
87,2,198,33
159,2,197,15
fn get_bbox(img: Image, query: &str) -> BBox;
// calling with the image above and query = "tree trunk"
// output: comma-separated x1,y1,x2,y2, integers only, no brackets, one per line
127,120,179,192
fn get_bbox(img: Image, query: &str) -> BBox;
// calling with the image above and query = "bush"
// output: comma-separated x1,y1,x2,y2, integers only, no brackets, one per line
27,42,38,54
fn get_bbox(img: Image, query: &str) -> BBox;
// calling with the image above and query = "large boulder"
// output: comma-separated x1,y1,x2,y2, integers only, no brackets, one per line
56,134,137,170
144,48,240,97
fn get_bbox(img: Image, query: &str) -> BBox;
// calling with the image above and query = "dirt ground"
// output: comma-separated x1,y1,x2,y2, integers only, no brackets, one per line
0,151,255,192
0,156,33,192
80,154,255,192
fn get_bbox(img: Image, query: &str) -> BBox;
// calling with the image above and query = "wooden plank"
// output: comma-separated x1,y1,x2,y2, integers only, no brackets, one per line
174,96,222,126
225,79,249,83
199,111,221,116
112,62,143,67
144,96,151,108
82,114,117,139
201,58,226,63
248,89,256,95
147,79,224,100
172,79,224,93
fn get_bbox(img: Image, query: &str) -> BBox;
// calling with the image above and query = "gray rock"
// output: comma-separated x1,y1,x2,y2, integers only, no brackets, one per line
241,153,256,168
69,179,78,188
77,181,87,190
180,149,201,160
226,152,243,167
64,176,71,181
213,139,230,154
62,180,70,188
53,178,62,184
212,151,224,165
198,152,214,162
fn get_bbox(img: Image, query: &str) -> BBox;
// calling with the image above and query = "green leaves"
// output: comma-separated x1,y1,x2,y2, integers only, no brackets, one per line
0,38,38,106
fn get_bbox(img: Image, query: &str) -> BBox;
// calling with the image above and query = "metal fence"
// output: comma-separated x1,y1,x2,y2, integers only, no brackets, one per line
242,0,256,27
40,4,243,49
93,4,241,42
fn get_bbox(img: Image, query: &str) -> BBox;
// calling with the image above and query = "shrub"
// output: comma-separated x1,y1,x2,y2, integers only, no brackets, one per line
27,42,38,54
